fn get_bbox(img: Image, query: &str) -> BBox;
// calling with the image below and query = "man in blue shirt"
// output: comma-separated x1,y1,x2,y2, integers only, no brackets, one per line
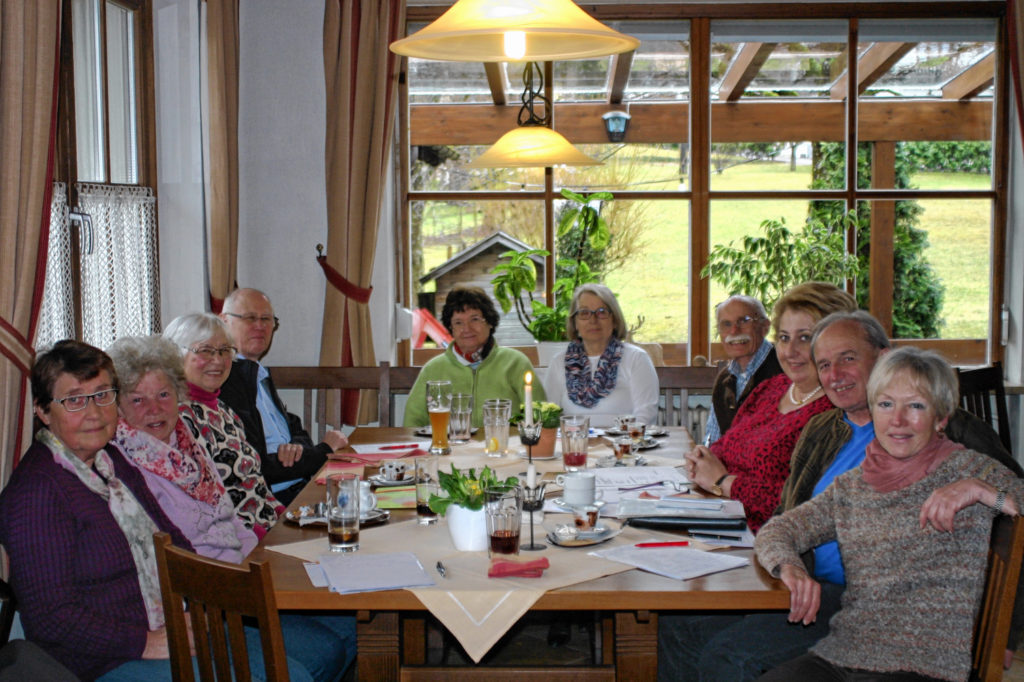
660,310,1018,681
704,295,781,445
218,288,348,504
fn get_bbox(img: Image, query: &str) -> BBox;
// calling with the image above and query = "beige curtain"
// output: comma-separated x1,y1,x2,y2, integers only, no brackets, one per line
205,0,239,312
321,0,404,424
0,0,61,490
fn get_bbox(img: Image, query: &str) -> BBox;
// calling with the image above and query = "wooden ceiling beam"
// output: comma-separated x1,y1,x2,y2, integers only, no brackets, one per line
943,52,995,100
483,63,507,106
410,100,992,145
718,42,776,102
608,50,635,104
829,42,916,99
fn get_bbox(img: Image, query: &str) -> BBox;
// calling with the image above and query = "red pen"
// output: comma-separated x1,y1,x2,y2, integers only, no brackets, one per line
635,541,689,548
379,443,418,450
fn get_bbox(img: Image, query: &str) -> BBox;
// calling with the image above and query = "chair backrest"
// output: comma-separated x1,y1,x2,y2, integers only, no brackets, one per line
971,514,1024,682
0,577,15,644
154,533,289,682
957,362,1012,455
655,365,721,433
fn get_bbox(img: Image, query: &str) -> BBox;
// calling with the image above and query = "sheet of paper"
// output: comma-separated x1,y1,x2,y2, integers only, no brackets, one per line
617,497,745,518
592,465,689,489
350,442,421,455
590,545,749,581
318,551,436,593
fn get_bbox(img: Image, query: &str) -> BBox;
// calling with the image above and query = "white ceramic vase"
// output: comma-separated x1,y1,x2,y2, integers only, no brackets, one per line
446,504,488,552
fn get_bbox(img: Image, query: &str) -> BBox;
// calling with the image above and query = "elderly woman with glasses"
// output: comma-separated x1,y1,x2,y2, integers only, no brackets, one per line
404,285,543,428
756,347,1024,682
163,313,283,538
542,283,658,428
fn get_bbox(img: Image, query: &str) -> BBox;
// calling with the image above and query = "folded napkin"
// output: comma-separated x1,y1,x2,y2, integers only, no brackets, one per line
314,461,365,485
488,556,550,578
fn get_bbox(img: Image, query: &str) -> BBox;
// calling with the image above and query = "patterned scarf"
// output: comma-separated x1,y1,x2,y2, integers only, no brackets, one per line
40,429,164,629
453,336,494,367
114,417,226,507
564,337,624,408
861,432,963,493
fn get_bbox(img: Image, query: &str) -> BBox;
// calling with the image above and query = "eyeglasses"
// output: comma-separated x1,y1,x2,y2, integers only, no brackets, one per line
54,389,118,412
450,316,488,330
187,345,238,360
717,314,760,334
573,307,611,321
223,312,280,331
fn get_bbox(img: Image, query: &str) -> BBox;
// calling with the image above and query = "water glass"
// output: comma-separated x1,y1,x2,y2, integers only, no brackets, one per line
482,398,511,457
560,415,590,471
485,485,522,557
449,392,474,444
326,473,360,552
426,380,452,455
414,455,440,525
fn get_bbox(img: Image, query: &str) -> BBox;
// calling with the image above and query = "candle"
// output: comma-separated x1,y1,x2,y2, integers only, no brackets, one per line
523,371,534,427
527,463,537,488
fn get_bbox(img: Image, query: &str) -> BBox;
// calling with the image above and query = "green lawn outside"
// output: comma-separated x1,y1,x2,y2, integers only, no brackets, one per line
419,161,993,343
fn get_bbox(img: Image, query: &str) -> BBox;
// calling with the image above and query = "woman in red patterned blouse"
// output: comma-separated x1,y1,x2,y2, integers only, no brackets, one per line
685,282,857,531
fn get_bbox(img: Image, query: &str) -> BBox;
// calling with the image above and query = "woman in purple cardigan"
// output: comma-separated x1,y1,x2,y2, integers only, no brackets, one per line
0,340,192,680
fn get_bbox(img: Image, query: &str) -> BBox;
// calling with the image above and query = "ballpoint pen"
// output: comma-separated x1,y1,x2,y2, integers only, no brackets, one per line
635,541,689,548
436,561,447,578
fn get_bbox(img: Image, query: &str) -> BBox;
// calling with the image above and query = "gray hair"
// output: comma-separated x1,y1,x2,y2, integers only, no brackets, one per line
867,346,959,421
714,294,768,321
106,335,187,402
163,313,235,355
566,283,628,340
811,310,891,362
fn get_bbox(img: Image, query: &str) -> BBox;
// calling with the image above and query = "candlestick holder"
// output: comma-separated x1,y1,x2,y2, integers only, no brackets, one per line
517,421,546,550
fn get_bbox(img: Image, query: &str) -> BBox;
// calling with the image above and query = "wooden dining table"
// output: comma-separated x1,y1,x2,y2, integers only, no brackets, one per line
249,426,790,681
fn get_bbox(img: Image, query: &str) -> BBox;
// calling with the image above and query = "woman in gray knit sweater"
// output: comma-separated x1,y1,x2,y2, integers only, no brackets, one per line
756,347,1023,682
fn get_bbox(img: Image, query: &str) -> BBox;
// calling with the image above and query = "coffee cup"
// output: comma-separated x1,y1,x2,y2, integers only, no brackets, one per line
359,480,377,517
573,504,601,532
555,471,602,507
379,460,408,482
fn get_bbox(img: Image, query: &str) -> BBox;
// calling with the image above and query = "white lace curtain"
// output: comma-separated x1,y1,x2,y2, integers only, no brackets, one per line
35,182,160,351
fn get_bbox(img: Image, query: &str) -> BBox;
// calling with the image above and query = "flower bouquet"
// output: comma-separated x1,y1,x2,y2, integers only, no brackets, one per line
512,401,563,428
428,465,519,516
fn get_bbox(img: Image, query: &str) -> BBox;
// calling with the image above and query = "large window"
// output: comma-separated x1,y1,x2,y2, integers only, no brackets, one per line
401,4,1005,366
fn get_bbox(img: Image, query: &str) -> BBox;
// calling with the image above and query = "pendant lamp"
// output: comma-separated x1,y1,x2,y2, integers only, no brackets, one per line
390,0,639,62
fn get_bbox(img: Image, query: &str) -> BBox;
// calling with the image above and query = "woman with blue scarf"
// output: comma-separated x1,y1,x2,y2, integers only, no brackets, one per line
542,284,658,428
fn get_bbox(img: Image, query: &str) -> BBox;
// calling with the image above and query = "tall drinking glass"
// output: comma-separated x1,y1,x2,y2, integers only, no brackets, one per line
414,455,441,525
485,485,522,557
482,398,511,457
426,380,452,455
326,473,360,552
449,392,474,444
560,415,590,471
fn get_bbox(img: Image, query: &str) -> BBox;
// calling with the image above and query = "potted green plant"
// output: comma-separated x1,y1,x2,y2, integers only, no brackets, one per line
491,188,611,346
429,465,519,551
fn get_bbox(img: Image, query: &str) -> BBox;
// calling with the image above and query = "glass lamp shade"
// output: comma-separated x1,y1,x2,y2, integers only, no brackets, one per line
390,0,639,62
466,126,602,168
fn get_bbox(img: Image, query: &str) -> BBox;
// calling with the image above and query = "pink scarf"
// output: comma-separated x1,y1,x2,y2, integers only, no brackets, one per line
187,382,220,410
861,432,963,493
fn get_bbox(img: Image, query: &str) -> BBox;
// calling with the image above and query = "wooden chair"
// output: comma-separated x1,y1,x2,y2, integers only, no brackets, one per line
957,362,1013,455
655,365,721,432
154,532,289,682
971,515,1024,682
0,578,15,645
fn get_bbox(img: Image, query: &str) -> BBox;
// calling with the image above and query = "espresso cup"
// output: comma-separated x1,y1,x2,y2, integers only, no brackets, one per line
555,471,602,507
573,504,601,532
379,460,408,481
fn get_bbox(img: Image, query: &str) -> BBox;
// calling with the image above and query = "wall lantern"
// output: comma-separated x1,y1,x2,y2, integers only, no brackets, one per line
602,111,631,142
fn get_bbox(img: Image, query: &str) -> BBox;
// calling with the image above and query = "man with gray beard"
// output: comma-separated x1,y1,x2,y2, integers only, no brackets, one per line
703,295,782,444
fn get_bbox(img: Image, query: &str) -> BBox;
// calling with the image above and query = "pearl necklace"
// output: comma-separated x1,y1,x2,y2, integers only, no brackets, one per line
788,383,823,406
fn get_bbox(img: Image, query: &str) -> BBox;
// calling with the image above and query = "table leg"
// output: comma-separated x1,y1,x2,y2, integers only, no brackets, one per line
356,610,400,680
614,610,658,681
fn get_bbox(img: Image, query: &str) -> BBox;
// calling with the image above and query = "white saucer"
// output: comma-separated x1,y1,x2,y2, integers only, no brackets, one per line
368,473,412,487
515,450,558,461
552,498,606,511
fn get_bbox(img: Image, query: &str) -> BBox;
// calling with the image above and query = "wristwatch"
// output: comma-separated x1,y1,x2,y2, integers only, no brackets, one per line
710,473,729,497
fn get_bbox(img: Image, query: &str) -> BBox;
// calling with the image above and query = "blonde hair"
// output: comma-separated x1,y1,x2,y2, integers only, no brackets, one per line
772,281,858,334
867,346,958,421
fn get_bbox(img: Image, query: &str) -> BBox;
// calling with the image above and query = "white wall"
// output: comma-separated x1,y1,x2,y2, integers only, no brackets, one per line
154,0,397,366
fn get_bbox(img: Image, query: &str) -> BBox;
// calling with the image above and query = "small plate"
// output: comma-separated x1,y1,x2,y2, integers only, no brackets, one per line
414,426,477,437
368,473,412,487
515,450,558,461
547,524,620,547
605,427,667,438
283,508,391,527
637,437,661,451
552,498,606,511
